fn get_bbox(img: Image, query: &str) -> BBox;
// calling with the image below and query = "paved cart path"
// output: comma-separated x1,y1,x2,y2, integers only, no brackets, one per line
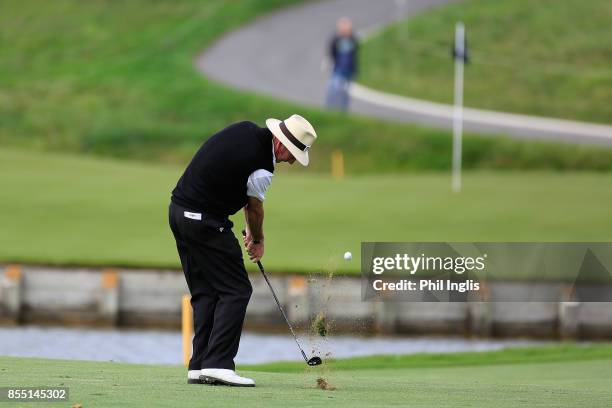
197,0,612,145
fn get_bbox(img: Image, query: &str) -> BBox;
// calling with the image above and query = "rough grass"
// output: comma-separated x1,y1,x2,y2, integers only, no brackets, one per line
2,0,612,173
359,0,612,124
247,343,612,372
1,344,611,407
1,148,612,278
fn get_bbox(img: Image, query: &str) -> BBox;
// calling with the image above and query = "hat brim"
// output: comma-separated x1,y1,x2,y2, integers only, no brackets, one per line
266,118,309,166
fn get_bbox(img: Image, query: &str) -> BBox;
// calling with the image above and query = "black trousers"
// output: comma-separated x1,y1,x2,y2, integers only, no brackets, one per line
168,201,252,371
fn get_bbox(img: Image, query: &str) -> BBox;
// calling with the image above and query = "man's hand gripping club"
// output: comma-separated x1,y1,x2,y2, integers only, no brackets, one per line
243,196,265,262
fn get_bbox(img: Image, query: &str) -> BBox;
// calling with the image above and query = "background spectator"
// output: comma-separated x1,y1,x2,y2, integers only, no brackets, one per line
325,17,359,111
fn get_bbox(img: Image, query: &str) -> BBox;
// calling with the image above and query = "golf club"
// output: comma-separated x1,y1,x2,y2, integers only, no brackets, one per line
242,230,322,366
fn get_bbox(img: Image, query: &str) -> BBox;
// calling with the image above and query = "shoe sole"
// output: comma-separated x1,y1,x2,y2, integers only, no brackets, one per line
200,375,255,387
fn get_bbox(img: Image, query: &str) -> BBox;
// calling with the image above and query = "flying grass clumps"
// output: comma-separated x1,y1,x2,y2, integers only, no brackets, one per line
308,259,338,339
311,312,328,337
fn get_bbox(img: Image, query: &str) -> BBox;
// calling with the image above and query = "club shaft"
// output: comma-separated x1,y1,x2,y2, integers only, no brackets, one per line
241,230,309,363
256,260,309,363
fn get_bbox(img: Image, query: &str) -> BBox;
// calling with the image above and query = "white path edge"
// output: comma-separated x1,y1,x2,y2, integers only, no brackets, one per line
350,83,612,140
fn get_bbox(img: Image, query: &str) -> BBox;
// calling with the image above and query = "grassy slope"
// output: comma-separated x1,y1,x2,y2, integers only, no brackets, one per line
1,148,612,277
2,345,612,407
2,0,612,173
359,0,612,124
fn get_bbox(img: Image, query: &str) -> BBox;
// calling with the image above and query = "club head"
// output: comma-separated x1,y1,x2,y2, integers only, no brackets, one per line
307,356,322,366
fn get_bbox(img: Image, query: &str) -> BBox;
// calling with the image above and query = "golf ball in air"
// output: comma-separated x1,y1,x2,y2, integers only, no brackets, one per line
344,251,352,261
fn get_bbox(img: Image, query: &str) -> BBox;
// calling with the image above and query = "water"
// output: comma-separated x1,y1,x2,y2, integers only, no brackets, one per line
0,325,548,365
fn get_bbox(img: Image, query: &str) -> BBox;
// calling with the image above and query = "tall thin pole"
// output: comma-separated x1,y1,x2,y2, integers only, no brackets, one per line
452,22,465,193
182,295,193,367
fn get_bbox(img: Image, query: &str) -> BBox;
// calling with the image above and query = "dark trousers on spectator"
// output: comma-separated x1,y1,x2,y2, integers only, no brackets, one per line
169,201,252,371
325,73,351,111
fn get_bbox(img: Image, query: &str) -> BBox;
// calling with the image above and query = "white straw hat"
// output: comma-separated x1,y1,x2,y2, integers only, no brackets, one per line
266,114,317,166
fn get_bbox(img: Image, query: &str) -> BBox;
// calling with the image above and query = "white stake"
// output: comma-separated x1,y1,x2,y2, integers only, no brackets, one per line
452,22,465,193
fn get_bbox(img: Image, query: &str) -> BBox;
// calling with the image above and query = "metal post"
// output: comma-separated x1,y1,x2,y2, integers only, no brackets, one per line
2,265,23,323
100,269,119,325
452,22,465,193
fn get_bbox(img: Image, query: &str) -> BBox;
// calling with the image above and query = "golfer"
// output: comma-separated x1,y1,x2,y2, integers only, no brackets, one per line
168,114,317,386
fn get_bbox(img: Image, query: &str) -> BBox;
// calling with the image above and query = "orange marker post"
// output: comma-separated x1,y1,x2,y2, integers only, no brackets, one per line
331,150,344,180
182,295,193,367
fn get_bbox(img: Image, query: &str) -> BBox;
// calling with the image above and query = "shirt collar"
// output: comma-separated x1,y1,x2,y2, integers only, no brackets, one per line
272,138,276,165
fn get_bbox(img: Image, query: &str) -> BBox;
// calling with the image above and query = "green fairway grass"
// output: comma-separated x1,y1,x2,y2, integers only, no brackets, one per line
359,0,612,124
1,148,611,277
3,0,612,172
2,344,612,407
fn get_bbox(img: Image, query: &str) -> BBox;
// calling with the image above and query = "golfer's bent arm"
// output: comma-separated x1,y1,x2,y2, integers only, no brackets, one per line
244,196,264,243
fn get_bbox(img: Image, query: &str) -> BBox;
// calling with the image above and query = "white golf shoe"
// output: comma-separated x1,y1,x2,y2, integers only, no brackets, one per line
187,370,204,384
200,368,255,387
